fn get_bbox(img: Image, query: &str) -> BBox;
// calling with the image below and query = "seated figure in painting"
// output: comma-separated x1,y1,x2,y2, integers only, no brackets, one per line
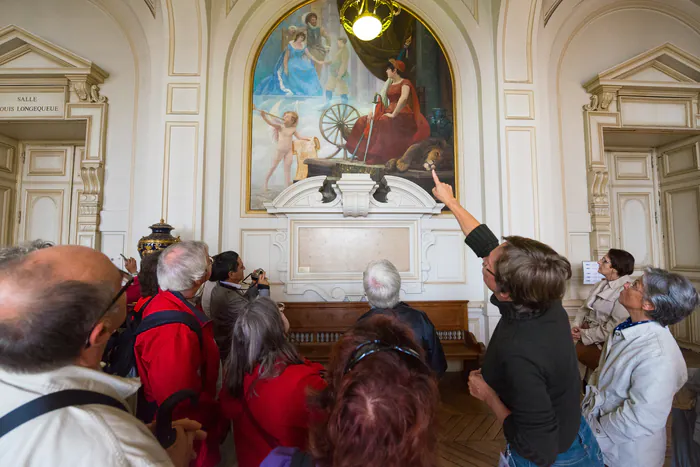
344,59,430,165
255,32,324,97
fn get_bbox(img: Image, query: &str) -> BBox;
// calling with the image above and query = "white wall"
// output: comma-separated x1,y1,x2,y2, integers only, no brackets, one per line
539,0,700,300
6,0,700,343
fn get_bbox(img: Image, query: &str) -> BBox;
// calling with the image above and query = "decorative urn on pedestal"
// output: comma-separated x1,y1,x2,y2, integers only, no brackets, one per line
137,219,181,258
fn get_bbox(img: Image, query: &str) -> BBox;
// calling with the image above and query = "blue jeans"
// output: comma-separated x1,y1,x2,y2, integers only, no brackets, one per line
507,416,604,467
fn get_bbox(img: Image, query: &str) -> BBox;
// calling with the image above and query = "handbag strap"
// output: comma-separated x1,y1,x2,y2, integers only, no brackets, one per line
291,450,314,467
241,390,280,449
0,389,127,438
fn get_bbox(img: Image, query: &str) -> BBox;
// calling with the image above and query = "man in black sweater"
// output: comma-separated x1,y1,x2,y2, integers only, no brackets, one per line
431,171,603,467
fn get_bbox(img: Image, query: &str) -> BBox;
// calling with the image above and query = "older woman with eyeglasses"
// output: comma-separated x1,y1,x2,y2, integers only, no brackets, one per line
572,249,634,373
583,267,699,467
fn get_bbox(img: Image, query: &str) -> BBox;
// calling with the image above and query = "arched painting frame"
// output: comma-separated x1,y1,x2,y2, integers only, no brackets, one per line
245,0,458,212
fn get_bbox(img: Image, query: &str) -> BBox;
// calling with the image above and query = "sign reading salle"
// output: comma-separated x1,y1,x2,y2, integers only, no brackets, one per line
0,90,65,119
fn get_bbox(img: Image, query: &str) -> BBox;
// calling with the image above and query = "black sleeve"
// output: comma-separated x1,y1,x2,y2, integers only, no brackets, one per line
463,224,500,258
423,318,447,378
501,355,559,466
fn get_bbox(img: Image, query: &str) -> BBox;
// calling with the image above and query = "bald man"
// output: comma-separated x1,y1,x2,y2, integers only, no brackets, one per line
0,245,202,467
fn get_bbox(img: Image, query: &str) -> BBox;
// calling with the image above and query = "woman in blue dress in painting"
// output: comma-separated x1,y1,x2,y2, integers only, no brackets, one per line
256,32,324,96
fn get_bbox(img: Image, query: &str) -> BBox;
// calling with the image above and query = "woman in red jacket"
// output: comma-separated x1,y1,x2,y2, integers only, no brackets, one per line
219,297,326,467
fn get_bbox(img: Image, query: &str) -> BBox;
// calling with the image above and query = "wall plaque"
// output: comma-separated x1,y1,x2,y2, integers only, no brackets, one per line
0,88,66,119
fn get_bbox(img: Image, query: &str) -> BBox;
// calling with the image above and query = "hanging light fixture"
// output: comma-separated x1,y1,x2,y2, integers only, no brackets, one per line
340,0,402,42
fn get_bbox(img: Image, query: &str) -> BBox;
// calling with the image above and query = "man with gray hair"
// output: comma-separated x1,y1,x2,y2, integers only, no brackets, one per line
0,239,53,264
0,245,202,467
134,240,224,467
359,259,447,377
583,267,700,467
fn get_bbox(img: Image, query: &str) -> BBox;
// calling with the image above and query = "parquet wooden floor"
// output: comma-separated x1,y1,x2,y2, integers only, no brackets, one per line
437,373,505,467
436,372,674,467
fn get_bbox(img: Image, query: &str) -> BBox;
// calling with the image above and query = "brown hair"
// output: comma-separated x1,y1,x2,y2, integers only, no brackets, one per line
607,248,635,277
309,315,439,467
283,111,299,126
495,236,572,309
294,31,307,42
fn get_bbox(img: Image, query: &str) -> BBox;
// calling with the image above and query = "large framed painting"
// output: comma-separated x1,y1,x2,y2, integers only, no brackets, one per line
247,0,456,212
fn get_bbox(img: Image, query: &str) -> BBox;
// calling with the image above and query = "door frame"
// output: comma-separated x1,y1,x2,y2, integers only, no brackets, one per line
604,146,666,270
0,26,109,248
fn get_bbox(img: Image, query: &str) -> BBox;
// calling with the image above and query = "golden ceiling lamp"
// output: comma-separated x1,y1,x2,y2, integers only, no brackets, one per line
340,0,402,41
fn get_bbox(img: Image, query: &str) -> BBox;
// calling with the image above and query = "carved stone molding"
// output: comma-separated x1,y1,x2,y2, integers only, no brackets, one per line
335,174,378,217
264,173,444,300
583,92,616,111
69,80,108,103
589,169,609,205
265,173,444,216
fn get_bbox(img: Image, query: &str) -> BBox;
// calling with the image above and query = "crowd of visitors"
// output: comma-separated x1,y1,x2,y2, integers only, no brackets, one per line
0,171,698,467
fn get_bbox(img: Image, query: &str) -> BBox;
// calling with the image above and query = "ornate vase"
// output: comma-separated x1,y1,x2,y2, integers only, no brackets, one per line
137,219,181,258
429,108,453,143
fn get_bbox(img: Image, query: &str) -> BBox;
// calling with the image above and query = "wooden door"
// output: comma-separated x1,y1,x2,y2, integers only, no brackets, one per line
607,149,662,272
0,134,19,245
17,144,75,245
657,138,700,349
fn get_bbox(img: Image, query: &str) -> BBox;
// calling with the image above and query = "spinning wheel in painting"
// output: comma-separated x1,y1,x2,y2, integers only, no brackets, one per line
319,103,360,159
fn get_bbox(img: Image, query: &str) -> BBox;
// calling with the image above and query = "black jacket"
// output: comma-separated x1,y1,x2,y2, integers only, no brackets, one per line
358,303,447,377
209,282,269,361
465,225,581,467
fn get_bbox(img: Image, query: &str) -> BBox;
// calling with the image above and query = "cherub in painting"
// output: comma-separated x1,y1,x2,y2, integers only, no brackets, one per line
258,110,311,191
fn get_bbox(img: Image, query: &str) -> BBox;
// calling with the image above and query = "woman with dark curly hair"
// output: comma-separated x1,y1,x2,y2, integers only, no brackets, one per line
261,314,439,467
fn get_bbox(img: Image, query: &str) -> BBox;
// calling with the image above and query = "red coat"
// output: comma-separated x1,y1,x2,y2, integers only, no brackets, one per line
219,361,327,467
125,276,141,305
134,290,222,467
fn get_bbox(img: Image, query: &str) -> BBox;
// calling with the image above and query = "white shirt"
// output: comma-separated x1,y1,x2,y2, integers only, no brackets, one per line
0,365,173,467
582,321,687,467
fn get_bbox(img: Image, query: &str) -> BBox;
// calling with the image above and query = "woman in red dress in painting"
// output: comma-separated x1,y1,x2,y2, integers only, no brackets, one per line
345,59,430,165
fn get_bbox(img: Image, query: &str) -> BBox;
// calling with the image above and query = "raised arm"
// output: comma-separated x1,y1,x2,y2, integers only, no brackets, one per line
431,169,481,236
260,111,280,128
304,48,325,65
432,169,499,258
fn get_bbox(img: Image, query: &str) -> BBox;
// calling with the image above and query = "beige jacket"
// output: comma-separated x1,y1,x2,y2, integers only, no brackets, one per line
0,365,172,467
574,275,633,346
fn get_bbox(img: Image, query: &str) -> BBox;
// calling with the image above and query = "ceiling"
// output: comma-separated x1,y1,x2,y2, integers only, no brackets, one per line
0,120,87,141
603,128,700,148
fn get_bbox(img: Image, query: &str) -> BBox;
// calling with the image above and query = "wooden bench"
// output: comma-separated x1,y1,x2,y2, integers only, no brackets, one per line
282,300,485,372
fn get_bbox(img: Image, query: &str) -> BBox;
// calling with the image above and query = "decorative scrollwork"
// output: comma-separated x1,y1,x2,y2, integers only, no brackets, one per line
70,81,108,103
583,92,615,111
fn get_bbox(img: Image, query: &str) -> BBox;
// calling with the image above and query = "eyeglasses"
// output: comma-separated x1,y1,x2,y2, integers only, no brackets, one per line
85,276,134,348
482,262,495,276
344,339,426,375
630,278,643,292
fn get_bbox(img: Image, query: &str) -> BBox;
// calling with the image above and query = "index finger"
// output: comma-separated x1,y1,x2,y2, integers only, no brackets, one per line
172,418,203,432
431,169,440,185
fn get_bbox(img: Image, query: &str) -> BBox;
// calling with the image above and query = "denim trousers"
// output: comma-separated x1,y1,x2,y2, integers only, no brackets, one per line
506,416,604,467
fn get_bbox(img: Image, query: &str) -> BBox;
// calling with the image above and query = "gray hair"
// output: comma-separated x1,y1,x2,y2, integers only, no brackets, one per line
0,256,114,373
157,241,209,292
225,297,302,397
363,260,401,309
642,267,699,326
0,239,53,265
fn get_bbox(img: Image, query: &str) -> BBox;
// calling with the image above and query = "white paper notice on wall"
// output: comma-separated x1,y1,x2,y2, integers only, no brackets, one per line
582,261,605,285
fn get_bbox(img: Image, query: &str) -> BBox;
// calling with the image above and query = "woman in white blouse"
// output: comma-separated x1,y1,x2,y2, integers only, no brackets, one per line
572,249,634,371
582,267,699,467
